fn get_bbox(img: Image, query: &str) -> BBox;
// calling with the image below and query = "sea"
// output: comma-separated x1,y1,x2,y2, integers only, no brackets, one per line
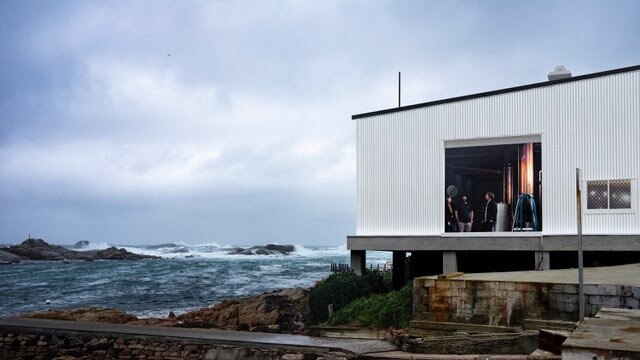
0,242,392,318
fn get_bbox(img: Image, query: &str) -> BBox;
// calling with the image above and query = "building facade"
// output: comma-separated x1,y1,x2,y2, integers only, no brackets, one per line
348,65,640,287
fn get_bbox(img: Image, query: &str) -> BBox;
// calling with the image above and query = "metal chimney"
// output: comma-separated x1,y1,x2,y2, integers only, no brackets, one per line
548,66,572,81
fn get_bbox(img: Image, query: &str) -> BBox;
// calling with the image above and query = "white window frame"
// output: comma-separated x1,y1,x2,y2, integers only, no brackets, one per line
583,178,637,214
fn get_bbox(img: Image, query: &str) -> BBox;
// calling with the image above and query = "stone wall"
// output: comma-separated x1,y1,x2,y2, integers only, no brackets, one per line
0,331,325,360
413,277,640,326
0,331,211,359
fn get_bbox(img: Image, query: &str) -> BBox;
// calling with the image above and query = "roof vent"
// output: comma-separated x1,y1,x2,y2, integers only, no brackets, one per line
548,66,572,81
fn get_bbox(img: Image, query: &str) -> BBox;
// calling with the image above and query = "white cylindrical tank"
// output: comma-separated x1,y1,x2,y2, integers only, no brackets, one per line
495,203,511,232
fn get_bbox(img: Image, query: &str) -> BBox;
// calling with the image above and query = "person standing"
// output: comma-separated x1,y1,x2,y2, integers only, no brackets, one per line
445,195,458,232
481,192,497,232
457,195,474,232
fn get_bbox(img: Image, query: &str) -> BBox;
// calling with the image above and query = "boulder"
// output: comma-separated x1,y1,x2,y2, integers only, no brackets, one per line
264,244,295,253
91,246,158,260
73,240,90,249
0,249,23,263
228,244,295,256
177,288,309,334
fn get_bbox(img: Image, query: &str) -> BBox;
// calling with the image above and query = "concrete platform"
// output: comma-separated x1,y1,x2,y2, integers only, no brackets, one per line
437,263,640,286
0,317,397,356
562,308,640,360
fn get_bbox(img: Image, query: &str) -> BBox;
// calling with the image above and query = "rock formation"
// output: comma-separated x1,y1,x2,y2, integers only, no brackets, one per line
73,240,90,249
0,249,22,264
21,288,311,334
23,308,138,324
228,244,295,256
1,238,159,261
177,288,309,333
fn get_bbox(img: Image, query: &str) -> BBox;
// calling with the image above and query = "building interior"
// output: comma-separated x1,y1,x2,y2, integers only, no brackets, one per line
444,142,542,232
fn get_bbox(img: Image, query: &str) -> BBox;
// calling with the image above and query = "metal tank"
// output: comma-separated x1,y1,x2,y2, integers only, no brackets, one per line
495,203,511,232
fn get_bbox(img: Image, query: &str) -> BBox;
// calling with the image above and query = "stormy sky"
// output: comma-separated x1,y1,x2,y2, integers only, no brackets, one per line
1,1,639,246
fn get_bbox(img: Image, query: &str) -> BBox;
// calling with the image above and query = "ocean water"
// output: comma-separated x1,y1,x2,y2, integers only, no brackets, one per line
0,243,391,318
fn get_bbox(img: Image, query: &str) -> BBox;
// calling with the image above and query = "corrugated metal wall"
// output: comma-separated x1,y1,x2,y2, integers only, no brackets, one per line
356,69,640,235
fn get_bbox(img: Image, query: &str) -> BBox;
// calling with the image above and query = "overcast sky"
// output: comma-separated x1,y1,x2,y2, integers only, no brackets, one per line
1,1,639,246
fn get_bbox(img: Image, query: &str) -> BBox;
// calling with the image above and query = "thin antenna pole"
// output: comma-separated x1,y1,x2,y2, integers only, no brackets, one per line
398,71,401,107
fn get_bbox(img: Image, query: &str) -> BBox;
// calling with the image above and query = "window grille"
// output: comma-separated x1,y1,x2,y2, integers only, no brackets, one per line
586,179,633,212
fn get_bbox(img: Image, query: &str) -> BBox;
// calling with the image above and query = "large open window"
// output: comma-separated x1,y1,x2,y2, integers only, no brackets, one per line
444,141,542,232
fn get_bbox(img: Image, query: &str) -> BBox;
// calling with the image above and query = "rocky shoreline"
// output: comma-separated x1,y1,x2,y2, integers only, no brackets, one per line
20,287,311,335
0,238,159,263
3,238,310,334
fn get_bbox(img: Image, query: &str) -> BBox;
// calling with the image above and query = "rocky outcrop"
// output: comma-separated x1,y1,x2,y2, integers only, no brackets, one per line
73,240,90,249
23,307,138,324
0,249,22,264
1,238,159,261
177,288,309,333
20,288,311,334
91,246,156,260
228,244,295,256
5,239,83,260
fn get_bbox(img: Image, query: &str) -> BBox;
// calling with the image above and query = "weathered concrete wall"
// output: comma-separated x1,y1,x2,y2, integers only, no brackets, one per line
413,277,640,326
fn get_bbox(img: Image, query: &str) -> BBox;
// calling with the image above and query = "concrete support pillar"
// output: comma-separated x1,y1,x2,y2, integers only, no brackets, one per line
350,250,366,276
392,251,406,290
535,251,550,270
442,251,458,273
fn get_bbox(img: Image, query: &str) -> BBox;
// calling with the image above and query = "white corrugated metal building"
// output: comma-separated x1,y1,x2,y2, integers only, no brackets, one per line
348,65,640,285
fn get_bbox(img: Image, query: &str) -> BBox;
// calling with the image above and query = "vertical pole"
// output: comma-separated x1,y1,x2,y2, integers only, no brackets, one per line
576,168,585,322
398,71,401,107
392,251,406,290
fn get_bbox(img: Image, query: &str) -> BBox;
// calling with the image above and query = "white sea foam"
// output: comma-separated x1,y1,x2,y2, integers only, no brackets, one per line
118,243,351,260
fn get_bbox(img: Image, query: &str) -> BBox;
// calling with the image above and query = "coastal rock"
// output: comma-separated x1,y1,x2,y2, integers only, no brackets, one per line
23,307,138,324
92,246,158,260
0,249,23,263
1,238,159,261
146,243,178,249
73,240,90,249
4,239,86,260
228,244,295,256
177,288,309,334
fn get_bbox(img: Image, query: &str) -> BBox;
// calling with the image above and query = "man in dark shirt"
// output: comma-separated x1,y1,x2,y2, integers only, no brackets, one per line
481,192,498,232
457,195,474,232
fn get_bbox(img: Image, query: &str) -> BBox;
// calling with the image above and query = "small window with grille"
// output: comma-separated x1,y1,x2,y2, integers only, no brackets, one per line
585,178,635,213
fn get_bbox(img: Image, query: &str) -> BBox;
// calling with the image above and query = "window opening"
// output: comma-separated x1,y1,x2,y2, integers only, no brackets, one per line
586,179,633,211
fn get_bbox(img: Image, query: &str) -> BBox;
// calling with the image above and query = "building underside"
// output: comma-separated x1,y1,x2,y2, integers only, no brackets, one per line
348,234,640,290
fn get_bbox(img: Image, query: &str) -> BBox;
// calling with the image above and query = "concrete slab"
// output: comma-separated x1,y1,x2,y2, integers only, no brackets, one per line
562,308,640,359
347,234,640,252
0,317,397,356
362,351,528,359
425,263,640,286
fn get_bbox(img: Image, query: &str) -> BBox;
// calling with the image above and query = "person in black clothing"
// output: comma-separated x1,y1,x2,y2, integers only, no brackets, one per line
481,192,497,232
445,195,458,232
457,195,474,232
